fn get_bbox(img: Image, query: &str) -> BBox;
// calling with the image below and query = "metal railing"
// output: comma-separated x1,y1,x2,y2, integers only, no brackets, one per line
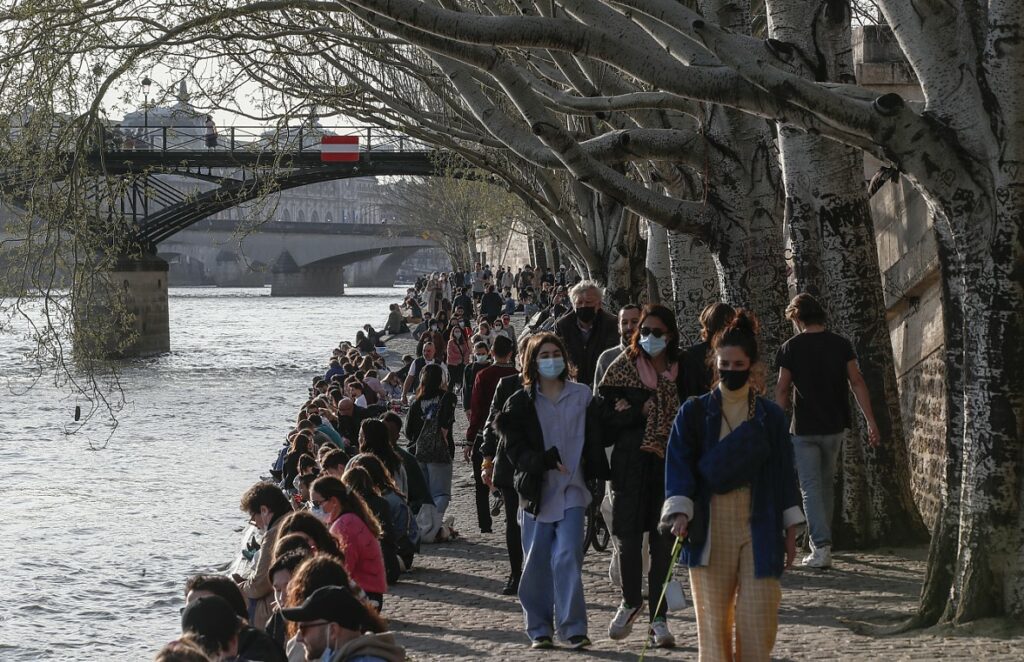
99,125,431,155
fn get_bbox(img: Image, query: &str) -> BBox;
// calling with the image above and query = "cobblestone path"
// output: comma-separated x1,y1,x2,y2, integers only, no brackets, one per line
380,335,1022,660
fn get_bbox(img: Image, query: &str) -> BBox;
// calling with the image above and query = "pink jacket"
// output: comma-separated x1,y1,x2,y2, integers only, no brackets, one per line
329,512,387,594
446,338,471,366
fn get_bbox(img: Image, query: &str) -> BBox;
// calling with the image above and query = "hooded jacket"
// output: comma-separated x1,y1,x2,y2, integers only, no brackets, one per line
329,632,406,662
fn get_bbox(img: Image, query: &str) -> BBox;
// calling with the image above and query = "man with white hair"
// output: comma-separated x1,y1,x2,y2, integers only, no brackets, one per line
554,280,620,387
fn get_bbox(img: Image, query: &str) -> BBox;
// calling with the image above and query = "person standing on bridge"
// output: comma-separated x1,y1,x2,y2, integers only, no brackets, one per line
205,115,218,151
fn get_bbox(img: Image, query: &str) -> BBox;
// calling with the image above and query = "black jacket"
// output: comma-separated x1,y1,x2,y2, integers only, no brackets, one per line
495,386,609,516
554,309,620,387
681,340,714,398
462,360,490,411
599,363,687,537
481,373,523,488
480,291,504,320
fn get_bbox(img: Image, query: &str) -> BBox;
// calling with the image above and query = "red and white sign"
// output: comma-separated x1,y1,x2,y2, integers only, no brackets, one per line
320,135,360,162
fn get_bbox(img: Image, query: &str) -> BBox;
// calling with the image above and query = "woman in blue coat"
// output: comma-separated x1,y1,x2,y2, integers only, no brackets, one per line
661,310,804,662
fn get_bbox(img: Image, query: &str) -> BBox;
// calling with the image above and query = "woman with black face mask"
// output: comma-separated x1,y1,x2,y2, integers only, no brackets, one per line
660,309,804,662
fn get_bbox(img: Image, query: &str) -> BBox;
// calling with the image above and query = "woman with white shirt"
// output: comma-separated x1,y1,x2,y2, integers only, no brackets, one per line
496,332,608,651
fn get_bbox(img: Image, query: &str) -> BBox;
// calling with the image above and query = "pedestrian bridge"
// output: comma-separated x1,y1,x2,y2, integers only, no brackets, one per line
84,125,440,250
0,125,449,356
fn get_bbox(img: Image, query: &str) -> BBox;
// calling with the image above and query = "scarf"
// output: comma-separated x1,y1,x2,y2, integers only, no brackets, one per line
601,351,680,458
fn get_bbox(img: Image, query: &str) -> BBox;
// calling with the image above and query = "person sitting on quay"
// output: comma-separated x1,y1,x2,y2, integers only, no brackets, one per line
180,595,245,662
281,585,405,662
350,452,420,577
310,475,388,610
379,411,429,514
235,482,294,631
410,311,432,340
182,575,285,661
382,303,409,336
321,449,351,480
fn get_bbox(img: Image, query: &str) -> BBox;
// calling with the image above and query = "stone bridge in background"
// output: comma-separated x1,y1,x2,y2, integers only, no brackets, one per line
159,218,436,294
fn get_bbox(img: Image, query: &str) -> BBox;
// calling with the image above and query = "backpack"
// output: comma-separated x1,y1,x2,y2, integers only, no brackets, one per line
414,399,450,464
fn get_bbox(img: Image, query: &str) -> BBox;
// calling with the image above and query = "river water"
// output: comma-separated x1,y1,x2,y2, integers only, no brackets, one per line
0,286,401,660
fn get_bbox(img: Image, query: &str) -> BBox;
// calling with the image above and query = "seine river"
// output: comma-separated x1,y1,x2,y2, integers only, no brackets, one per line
0,286,401,660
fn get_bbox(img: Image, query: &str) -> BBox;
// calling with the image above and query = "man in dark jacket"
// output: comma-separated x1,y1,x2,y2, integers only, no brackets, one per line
554,281,620,387
479,284,504,323
480,371,524,594
464,336,518,535
453,287,475,318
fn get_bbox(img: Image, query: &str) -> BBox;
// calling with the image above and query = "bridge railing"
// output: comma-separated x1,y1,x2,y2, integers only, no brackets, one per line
103,125,432,154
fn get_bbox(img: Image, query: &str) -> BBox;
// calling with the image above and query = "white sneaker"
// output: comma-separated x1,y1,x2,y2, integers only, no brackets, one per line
609,556,622,588
607,602,643,640
649,619,675,648
802,545,832,568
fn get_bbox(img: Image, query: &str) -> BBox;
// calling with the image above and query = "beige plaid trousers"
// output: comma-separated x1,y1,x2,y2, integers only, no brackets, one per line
689,486,781,662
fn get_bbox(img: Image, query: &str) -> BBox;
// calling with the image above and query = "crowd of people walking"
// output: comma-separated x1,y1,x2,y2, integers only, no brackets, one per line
157,261,881,662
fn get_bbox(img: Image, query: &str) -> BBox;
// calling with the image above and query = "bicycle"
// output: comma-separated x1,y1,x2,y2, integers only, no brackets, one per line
583,501,610,554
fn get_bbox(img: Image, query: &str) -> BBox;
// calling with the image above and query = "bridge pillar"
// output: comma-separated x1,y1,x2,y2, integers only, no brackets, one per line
75,255,170,357
270,252,344,296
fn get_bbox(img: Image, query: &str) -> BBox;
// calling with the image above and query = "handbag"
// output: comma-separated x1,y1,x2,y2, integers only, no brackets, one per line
697,400,769,493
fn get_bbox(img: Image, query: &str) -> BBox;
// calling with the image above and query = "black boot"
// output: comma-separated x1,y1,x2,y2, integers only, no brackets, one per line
502,574,520,596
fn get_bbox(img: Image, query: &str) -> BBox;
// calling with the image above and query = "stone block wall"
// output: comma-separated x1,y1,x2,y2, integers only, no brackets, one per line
897,347,947,530
856,25,947,531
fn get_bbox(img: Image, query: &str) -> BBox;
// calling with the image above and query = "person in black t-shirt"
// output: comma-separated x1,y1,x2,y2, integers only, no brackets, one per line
775,293,880,569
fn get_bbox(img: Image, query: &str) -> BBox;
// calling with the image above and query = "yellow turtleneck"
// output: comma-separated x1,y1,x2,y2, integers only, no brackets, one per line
719,382,751,440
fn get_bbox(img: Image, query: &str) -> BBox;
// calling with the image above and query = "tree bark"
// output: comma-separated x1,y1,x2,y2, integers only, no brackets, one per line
645,220,673,305
767,0,927,548
667,229,719,345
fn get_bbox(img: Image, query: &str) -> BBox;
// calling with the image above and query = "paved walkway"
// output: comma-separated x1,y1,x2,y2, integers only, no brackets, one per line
380,335,1023,660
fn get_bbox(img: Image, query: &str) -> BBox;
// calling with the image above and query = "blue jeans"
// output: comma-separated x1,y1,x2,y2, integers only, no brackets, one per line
423,462,453,519
792,433,844,549
518,507,587,642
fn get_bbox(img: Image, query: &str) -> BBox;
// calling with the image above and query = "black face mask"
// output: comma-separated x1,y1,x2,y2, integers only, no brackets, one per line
719,369,751,391
576,306,597,323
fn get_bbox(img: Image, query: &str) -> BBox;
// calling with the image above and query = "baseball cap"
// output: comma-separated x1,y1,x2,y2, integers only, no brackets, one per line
281,586,369,631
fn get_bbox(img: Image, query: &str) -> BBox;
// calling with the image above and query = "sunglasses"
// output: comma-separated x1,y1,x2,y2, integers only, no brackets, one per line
640,327,666,338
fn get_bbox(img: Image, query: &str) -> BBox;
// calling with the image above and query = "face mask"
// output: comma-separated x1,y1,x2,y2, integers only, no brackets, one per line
719,369,751,391
639,334,667,357
320,645,334,662
475,354,490,363
537,357,565,379
494,324,503,331
575,306,597,323
311,505,331,524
